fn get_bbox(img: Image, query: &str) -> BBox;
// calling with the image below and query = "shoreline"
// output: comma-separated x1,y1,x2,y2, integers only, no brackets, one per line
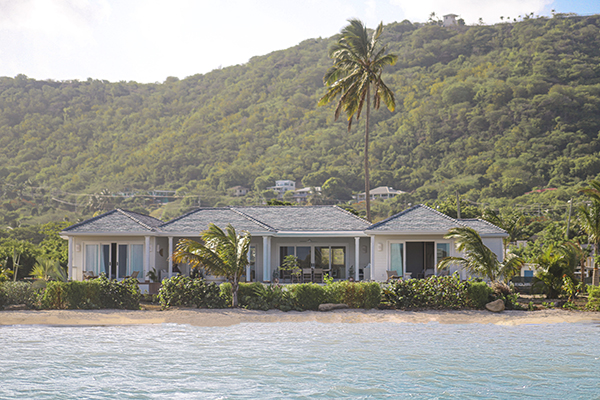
1,308,599,327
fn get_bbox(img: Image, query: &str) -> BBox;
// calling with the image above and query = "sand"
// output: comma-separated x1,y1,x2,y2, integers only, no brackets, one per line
1,308,599,327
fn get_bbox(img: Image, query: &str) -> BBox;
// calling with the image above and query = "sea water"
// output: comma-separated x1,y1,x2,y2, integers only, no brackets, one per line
1,321,599,399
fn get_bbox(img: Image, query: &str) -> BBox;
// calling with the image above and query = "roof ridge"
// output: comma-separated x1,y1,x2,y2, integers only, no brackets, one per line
230,207,276,231
116,209,156,231
158,207,231,227
333,205,372,225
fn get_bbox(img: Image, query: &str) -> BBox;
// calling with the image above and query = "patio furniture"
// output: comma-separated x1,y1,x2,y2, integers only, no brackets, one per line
313,268,324,283
126,271,139,279
386,270,401,281
82,271,97,280
302,268,312,283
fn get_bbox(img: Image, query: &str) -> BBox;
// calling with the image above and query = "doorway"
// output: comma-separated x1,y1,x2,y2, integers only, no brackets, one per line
406,242,435,279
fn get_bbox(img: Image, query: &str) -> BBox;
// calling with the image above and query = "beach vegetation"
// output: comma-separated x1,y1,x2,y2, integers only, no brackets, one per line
158,275,225,309
585,285,600,311
173,223,251,308
578,179,600,285
382,274,471,309
532,243,581,299
0,281,40,309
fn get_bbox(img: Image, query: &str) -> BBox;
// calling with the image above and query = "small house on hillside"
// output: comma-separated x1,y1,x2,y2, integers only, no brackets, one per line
356,186,404,201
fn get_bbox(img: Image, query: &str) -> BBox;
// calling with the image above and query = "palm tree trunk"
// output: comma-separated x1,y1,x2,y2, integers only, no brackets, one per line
232,278,239,307
365,86,371,222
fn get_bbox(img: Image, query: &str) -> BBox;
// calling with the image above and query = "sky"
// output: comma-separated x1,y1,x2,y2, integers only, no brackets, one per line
0,0,598,83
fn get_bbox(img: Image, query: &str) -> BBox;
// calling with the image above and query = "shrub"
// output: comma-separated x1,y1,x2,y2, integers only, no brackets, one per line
382,274,470,309
96,275,141,309
159,276,225,309
43,281,102,309
0,281,41,309
585,285,600,311
467,281,493,309
292,283,326,311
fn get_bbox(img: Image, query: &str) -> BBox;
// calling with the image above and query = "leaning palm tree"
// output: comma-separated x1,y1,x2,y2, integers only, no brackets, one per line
319,19,397,222
172,223,251,307
438,227,523,282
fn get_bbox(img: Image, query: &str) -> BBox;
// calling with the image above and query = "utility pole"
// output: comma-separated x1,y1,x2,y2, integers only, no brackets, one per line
456,191,461,219
565,198,572,240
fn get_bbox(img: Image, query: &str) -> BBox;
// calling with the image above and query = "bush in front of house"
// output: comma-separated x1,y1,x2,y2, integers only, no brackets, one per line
382,274,471,309
323,281,382,309
41,275,140,310
467,281,494,309
0,281,41,309
159,275,225,309
585,285,600,311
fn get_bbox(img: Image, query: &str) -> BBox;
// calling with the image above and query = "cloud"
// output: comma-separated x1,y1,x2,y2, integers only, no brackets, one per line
389,0,553,24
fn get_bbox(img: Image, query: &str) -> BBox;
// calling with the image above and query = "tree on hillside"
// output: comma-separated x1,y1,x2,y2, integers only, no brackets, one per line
319,19,397,222
578,180,600,285
438,227,523,282
172,223,251,307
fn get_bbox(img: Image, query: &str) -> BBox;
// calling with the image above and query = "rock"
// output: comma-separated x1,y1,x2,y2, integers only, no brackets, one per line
4,304,28,311
485,299,505,313
318,303,349,312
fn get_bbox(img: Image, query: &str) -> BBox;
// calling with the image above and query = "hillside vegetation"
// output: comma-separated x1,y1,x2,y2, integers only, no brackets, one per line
1,14,600,225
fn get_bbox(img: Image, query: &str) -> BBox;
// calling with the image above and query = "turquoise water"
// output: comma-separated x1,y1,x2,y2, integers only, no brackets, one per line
1,322,599,399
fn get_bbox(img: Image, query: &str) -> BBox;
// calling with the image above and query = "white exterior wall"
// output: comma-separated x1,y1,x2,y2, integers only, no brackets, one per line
369,234,505,281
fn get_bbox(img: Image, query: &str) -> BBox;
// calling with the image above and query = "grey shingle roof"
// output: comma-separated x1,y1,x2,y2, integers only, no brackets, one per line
458,219,507,236
367,204,460,233
159,207,273,234
366,204,507,236
63,209,162,233
235,206,371,231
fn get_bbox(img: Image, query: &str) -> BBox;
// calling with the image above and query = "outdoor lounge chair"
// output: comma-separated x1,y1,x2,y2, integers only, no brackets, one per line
82,271,96,280
386,270,401,281
126,271,139,279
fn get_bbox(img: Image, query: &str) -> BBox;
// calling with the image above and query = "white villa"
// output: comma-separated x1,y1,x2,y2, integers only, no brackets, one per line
60,204,507,289
356,186,405,201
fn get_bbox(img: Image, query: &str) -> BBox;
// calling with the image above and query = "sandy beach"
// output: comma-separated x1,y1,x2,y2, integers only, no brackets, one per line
1,308,599,327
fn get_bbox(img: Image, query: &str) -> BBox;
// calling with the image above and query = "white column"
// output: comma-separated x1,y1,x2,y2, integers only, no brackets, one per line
68,237,73,280
145,236,151,282
355,237,360,281
370,236,375,281
263,236,272,282
168,236,174,278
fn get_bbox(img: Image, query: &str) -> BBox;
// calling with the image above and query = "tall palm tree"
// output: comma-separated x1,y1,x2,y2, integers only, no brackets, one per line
172,223,251,307
319,19,397,222
438,227,524,282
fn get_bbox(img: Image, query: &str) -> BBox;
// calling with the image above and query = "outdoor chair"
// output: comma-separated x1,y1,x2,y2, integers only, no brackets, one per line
302,268,312,283
126,271,139,279
82,271,96,280
313,268,324,283
386,270,401,281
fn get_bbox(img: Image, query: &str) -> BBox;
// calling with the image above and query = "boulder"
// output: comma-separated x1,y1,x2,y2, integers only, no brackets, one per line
485,299,505,313
318,303,349,312
4,304,28,311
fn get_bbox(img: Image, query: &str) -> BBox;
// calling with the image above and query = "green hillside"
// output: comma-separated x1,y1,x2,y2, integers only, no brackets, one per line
1,14,600,225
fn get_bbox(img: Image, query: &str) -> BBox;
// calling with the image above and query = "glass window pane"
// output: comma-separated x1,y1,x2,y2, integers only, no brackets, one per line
315,247,330,269
296,247,311,269
130,244,144,279
390,243,403,276
85,245,98,275
331,247,345,280
437,243,450,260
279,246,294,265
101,245,110,276
118,244,128,279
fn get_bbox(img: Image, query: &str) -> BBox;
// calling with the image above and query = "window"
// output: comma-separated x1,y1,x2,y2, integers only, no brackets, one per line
436,243,450,276
316,246,346,279
84,243,143,279
389,243,404,277
279,246,311,269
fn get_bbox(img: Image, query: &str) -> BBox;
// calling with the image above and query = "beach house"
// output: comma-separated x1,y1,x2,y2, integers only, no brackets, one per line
60,204,507,287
